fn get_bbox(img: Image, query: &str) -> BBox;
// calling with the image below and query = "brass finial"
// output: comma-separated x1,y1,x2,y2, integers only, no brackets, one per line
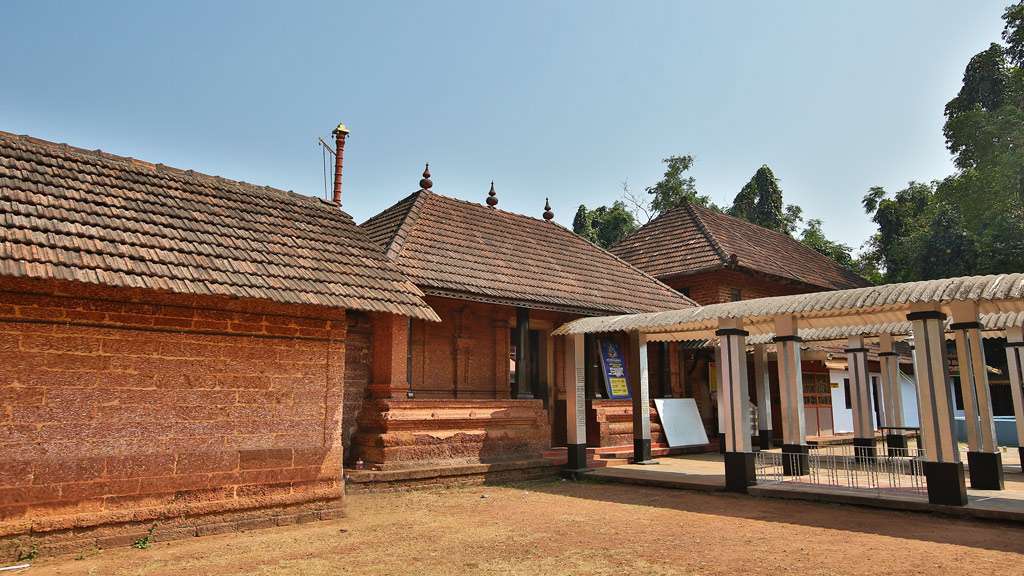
486,181,498,207
543,198,554,221
419,163,432,191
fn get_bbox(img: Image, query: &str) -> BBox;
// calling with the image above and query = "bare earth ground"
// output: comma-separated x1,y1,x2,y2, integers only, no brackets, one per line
23,479,1024,576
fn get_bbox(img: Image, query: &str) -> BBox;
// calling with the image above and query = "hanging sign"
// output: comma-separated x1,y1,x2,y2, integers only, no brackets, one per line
598,339,631,399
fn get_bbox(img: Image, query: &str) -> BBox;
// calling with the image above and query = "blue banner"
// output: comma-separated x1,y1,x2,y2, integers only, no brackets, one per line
598,339,631,399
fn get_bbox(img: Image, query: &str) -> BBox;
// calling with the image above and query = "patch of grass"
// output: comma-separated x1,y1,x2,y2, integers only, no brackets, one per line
17,544,38,561
133,524,157,550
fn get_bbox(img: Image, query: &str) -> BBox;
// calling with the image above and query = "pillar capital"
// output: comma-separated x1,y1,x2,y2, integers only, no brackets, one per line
773,315,798,338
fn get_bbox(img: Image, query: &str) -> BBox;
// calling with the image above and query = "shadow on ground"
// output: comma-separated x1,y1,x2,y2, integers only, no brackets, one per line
502,476,1024,554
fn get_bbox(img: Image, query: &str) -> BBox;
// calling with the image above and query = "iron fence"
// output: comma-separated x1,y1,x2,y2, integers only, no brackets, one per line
754,442,928,496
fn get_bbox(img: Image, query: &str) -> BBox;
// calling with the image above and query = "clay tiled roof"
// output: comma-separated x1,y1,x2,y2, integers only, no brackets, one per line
0,131,439,321
610,203,870,291
361,190,696,315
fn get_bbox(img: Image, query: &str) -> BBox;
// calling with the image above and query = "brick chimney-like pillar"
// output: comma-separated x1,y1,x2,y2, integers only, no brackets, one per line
332,122,349,206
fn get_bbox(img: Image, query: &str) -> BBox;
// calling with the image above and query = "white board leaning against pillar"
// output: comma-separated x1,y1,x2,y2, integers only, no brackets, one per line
653,398,709,448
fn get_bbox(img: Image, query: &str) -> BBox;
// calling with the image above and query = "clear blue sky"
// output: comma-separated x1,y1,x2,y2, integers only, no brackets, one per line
2,1,1008,250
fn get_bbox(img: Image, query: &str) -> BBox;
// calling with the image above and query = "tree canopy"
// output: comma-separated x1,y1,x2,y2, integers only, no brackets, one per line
862,2,1024,282
728,165,804,235
645,155,714,213
572,201,637,249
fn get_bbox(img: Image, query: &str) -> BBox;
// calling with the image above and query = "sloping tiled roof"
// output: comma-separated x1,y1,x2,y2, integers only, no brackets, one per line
361,190,696,315
610,203,870,291
0,131,439,321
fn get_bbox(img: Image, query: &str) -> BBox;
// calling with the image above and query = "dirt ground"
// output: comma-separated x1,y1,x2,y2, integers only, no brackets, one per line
21,479,1024,576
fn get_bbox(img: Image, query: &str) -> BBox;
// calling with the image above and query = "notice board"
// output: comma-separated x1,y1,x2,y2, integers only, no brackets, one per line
598,338,631,399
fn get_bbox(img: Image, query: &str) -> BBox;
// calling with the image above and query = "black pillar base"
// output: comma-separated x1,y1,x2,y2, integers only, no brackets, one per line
724,451,756,493
885,433,908,457
853,437,877,461
564,443,588,474
923,461,968,506
782,444,809,476
758,429,773,451
632,438,656,464
718,433,726,454
967,451,1005,490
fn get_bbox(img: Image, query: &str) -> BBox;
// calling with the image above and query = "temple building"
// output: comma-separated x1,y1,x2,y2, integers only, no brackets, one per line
0,129,437,557
348,169,696,486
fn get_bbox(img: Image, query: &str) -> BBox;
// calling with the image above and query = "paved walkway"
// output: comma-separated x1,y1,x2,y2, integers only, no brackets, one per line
585,451,1024,522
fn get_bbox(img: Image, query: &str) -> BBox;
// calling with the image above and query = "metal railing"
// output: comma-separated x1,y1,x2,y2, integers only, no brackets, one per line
754,442,928,497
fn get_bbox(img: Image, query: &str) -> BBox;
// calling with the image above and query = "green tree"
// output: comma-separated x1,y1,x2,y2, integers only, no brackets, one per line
572,202,637,249
572,204,597,244
799,219,854,268
645,155,713,213
729,165,803,235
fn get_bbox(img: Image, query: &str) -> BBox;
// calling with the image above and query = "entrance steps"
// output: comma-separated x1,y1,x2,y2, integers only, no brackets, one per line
543,442,713,468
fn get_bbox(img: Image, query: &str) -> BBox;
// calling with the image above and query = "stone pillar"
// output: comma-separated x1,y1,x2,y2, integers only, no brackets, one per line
717,319,755,492
774,316,807,475
951,302,1002,489
878,334,907,455
753,343,773,450
515,307,533,399
715,344,725,454
370,313,411,399
630,331,655,464
847,335,876,460
908,308,967,506
563,334,588,476
1006,325,1024,472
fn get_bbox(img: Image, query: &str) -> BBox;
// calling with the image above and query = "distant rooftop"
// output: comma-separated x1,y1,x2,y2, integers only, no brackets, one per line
610,202,870,292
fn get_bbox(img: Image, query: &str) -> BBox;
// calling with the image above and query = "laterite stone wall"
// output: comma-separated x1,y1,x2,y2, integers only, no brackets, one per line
0,277,347,558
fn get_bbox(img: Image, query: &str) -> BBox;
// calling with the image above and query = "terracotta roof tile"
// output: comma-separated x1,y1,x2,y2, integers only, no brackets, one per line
611,203,870,291
0,131,439,321
362,190,695,315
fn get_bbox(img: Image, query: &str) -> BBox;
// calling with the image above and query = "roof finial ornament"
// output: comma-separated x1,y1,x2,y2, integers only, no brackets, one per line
486,181,498,207
419,163,432,191
543,198,554,221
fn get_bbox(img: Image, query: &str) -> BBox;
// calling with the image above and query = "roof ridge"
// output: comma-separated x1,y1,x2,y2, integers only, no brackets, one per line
386,190,430,260
684,202,730,266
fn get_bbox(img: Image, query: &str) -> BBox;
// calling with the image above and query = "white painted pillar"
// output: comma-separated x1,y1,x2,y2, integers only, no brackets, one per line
717,318,754,492
908,307,967,506
847,335,876,458
1006,325,1024,471
774,316,808,475
630,331,653,463
950,301,1003,490
878,334,908,454
753,343,773,449
715,344,725,453
564,334,588,473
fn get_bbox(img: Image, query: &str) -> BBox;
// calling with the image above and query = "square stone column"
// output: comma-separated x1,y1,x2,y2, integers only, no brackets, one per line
753,343,773,450
563,334,588,477
908,308,967,506
774,315,807,475
370,313,412,399
1006,325,1024,471
717,319,755,492
847,335,876,460
950,302,1002,489
630,331,655,464
878,334,908,455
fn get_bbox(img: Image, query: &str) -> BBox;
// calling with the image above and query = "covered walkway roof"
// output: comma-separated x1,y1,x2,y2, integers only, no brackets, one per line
553,274,1024,342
